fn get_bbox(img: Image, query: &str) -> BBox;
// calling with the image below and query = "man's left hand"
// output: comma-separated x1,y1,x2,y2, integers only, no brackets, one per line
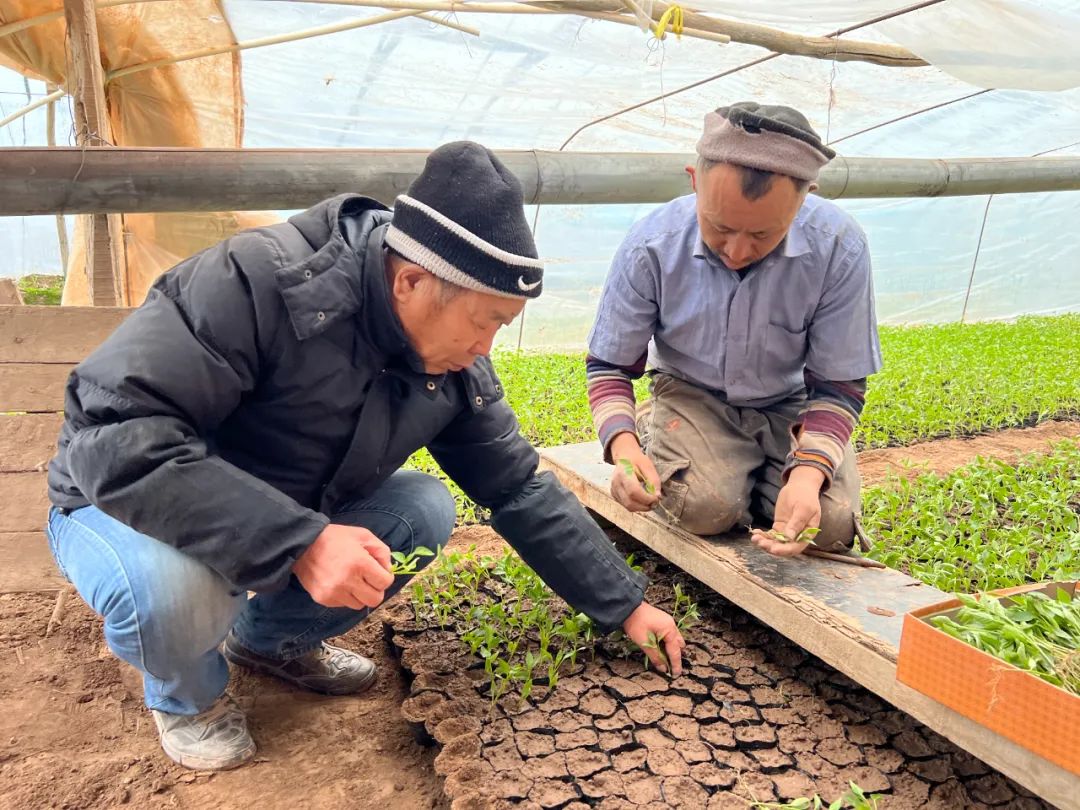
751,466,825,557
622,601,685,677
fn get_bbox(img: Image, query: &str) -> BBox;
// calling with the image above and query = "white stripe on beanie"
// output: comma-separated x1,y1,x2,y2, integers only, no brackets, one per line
385,226,536,301
393,195,544,270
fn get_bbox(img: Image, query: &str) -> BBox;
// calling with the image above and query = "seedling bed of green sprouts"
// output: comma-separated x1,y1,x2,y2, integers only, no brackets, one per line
381,540,1049,810
862,440,1080,594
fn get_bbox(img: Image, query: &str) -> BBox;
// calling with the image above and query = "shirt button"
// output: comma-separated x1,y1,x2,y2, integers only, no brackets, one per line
474,396,484,407
426,381,436,391
304,269,313,279
316,311,326,321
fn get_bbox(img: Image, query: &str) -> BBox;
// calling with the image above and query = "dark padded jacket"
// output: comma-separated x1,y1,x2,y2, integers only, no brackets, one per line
47,194,646,632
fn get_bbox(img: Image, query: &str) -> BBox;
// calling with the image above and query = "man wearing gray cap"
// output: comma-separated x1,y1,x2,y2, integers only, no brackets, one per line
586,102,882,556
46,141,684,771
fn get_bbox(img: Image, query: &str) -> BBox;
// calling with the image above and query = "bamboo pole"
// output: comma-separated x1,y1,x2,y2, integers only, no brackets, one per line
45,83,71,276
540,0,927,66
0,88,64,131
416,13,480,35
0,0,171,39
304,0,923,65
289,0,567,13
108,10,448,82
570,9,730,44
2,148,1078,215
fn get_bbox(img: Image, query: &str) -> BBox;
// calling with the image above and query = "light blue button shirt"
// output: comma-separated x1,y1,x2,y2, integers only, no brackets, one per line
588,194,883,408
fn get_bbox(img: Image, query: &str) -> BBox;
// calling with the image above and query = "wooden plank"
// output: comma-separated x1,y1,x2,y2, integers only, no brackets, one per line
0,472,49,534
544,443,939,653
0,413,63,473
0,532,64,592
0,364,73,412
64,0,126,305
539,442,1080,810
0,305,128,363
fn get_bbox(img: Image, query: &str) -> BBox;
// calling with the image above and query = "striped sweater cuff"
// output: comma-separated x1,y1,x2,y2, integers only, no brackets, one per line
587,353,646,462
782,375,867,489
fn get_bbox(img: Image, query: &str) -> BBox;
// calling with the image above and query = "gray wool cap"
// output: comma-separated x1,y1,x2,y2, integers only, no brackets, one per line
696,101,836,182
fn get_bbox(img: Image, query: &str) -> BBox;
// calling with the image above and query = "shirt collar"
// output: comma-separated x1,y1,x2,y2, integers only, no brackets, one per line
782,216,812,257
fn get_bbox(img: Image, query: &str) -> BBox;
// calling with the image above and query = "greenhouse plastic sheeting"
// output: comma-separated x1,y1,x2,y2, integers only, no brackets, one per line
0,0,1078,342
635,0,1080,91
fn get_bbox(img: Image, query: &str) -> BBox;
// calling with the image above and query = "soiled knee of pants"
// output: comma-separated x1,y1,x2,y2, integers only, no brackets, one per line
814,501,857,552
678,490,745,536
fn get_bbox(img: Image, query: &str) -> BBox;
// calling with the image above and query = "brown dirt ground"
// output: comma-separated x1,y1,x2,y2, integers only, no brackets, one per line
0,423,1075,809
857,419,1080,487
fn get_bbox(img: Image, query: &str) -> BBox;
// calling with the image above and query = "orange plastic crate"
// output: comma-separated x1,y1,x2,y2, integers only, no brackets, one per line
897,581,1080,776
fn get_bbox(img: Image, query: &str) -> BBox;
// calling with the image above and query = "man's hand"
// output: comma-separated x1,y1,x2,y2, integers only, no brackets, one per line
293,524,395,609
610,433,661,513
751,466,825,558
622,601,684,677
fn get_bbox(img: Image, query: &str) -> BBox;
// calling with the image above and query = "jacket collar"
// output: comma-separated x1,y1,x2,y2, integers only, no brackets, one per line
276,194,390,341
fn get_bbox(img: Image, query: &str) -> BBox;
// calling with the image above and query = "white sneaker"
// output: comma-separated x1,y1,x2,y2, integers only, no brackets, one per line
151,694,256,770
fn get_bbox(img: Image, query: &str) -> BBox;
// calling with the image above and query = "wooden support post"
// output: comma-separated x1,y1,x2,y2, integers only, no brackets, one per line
44,84,70,278
63,0,126,306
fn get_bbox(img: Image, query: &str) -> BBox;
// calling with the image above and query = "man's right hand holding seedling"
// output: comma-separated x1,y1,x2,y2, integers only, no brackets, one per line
750,465,826,557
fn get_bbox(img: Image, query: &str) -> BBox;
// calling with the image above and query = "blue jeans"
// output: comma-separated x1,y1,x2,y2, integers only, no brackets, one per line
45,471,454,716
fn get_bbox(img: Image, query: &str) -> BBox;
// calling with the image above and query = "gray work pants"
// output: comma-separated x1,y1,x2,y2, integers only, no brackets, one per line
639,372,860,551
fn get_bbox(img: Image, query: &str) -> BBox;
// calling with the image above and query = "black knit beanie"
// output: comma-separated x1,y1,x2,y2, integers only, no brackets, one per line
385,141,544,299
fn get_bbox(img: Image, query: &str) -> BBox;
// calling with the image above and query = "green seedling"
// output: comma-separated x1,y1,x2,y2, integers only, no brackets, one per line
753,781,881,810
616,458,681,524
672,583,701,632
406,543,606,705
751,526,821,545
390,545,436,576
641,630,670,674
409,580,426,622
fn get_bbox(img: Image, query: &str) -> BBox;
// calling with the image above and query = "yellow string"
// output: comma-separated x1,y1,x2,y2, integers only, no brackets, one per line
652,5,684,40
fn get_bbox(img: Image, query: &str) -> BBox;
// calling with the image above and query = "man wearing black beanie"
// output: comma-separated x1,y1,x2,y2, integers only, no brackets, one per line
45,141,683,771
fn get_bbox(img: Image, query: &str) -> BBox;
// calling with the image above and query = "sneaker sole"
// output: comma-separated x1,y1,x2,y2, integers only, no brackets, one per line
159,737,257,772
